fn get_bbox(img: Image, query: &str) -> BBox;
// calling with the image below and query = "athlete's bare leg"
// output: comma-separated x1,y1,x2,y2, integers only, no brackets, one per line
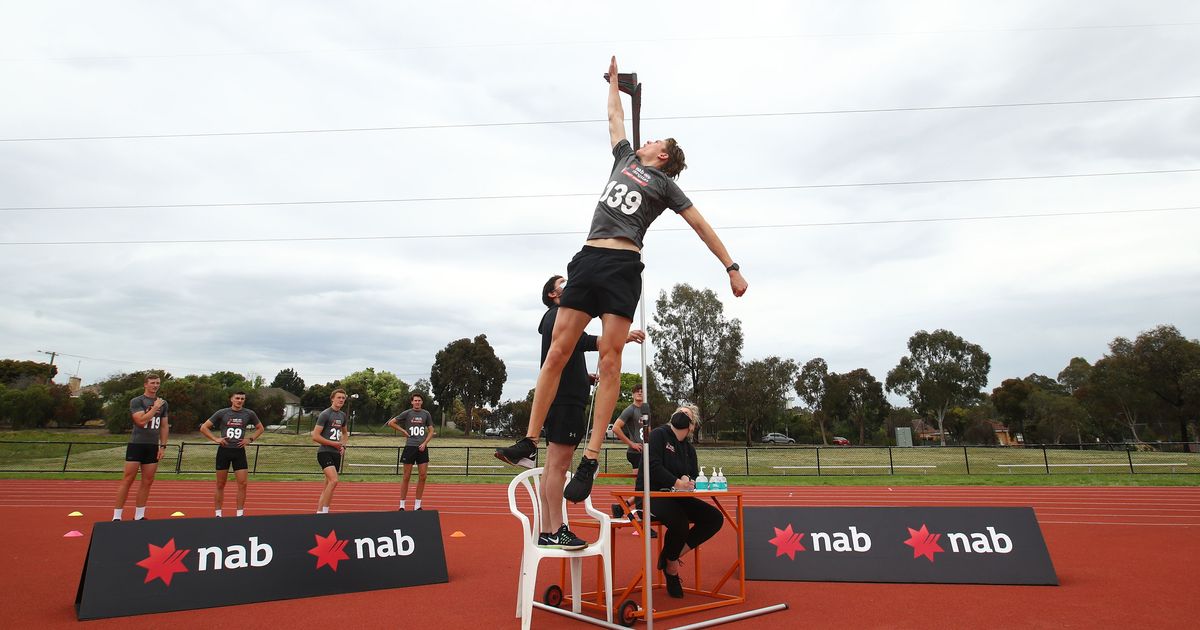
215,469,228,511
400,463,413,503
540,442,574,532
317,466,338,511
114,461,139,508
415,462,428,500
135,463,158,508
234,468,249,510
582,313,634,458
525,307,593,439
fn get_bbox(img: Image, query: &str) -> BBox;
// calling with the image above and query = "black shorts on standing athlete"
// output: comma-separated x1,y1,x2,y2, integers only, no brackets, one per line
400,445,430,465
544,404,587,447
317,451,342,472
559,246,644,321
125,443,159,464
215,446,249,471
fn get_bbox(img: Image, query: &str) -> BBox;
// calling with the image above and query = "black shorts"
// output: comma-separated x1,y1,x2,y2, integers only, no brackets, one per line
317,451,342,472
400,445,430,465
125,443,159,465
627,450,643,469
216,447,249,471
545,404,586,447
559,246,644,320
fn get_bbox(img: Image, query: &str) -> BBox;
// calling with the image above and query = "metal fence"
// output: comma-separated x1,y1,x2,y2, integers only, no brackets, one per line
1,441,1196,476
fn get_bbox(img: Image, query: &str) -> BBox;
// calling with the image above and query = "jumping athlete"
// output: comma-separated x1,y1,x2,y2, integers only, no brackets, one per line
113,373,170,521
312,389,349,513
199,391,264,517
387,392,435,511
497,56,748,503
534,274,644,549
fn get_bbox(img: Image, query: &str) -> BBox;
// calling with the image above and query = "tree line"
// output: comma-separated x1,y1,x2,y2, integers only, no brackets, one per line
642,284,1198,446
3,284,1196,446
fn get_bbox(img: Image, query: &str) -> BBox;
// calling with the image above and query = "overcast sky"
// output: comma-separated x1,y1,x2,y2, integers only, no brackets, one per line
1,1,1197,408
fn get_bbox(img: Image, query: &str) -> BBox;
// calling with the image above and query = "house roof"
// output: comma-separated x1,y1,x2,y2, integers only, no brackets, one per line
255,387,301,404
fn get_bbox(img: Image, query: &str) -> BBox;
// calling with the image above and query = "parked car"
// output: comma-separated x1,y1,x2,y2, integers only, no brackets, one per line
761,432,795,444
484,427,502,437
606,423,616,440
831,436,850,446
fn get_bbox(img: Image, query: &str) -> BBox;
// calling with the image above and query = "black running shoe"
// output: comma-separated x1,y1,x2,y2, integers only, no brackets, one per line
537,524,588,551
495,437,538,468
563,456,599,503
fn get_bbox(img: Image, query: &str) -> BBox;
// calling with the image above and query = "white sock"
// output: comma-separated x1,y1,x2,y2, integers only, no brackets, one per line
399,500,406,510
236,509,244,517
318,507,329,514
134,506,146,520
113,508,123,520
215,509,223,518
414,499,422,510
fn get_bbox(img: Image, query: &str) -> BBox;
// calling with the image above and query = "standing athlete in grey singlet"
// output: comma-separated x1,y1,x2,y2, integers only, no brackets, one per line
199,391,264,517
113,373,170,521
311,389,349,513
387,392,435,511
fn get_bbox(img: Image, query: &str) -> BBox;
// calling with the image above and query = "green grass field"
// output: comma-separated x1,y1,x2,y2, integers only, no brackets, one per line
2,429,1197,486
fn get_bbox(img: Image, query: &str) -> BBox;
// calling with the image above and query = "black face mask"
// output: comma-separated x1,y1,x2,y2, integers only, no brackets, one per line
670,411,692,430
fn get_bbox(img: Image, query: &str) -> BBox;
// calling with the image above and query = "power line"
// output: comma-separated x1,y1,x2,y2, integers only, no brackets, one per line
2,167,1194,213
2,205,1194,247
3,95,1196,143
4,21,1198,62
32,351,426,381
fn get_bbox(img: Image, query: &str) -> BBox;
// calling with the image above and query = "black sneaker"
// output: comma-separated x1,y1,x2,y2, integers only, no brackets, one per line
563,456,599,503
495,437,538,468
665,572,684,598
537,524,588,551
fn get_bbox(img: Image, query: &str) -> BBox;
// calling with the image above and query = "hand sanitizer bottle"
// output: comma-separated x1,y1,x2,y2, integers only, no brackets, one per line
695,466,709,491
715,467,727,491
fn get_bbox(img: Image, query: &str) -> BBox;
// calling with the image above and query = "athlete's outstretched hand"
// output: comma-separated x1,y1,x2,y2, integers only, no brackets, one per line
608,56,618,84
730,270,748,297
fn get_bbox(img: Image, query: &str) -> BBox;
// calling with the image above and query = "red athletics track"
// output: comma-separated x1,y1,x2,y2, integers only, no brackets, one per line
3,480,1197,629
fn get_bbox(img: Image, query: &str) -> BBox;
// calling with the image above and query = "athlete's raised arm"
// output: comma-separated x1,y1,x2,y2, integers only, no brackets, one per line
679,205,748,297
607,56,627,149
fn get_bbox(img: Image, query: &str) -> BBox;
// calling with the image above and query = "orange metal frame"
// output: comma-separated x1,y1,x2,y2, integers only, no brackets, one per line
561,487,746,624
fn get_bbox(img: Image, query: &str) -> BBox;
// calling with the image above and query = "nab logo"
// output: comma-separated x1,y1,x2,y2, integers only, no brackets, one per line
309,530,350,571
136,538,190,586
197,536,273,571
768,524,872,560
309,529,418,571
904,524,1014,563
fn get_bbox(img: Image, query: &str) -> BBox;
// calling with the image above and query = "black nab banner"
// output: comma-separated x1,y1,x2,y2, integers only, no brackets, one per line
76,511,449,620
745,507,1057,585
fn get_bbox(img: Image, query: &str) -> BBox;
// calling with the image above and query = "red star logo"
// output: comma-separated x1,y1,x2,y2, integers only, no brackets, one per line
135,538,190,586
903,524,944,563
767,524,806,560
308,530,350,571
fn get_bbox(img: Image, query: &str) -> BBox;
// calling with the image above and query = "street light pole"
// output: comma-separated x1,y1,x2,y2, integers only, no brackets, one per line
37,350,58,383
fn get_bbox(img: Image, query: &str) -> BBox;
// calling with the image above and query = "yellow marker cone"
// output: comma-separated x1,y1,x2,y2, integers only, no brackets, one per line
171,511,186,517
68,511,83,517
63,530,83,538
450,531,466,538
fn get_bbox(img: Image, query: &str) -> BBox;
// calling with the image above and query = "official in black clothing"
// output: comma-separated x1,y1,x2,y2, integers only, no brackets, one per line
637,406,723,598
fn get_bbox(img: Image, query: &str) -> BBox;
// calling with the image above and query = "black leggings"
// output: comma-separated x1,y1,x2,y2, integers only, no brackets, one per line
652,497,723,562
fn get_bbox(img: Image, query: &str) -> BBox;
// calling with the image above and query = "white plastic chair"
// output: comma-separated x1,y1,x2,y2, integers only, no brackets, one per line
507,467,613,629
